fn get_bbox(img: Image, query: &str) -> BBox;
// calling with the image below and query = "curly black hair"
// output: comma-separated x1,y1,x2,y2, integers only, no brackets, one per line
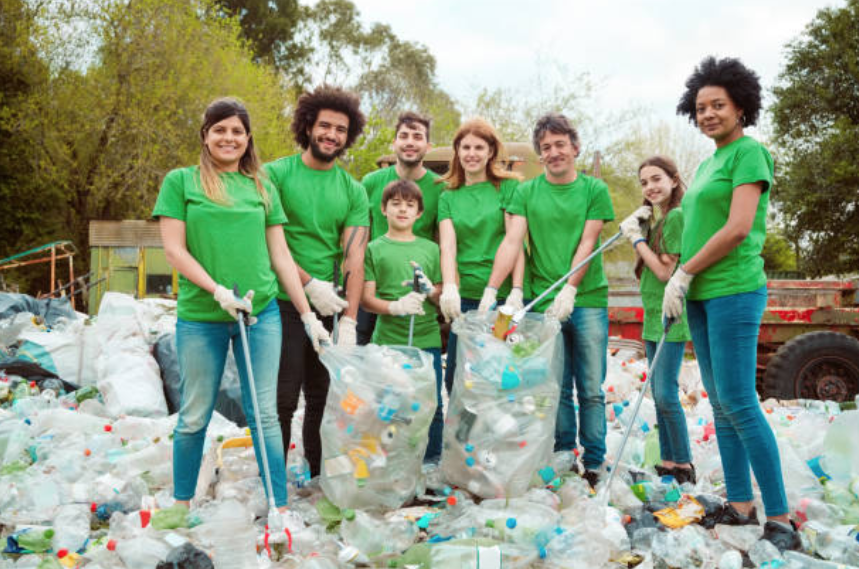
676,56,762,127
291,85,366,150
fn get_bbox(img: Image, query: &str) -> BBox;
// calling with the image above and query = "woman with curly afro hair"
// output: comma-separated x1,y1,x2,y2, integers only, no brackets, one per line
665,56,800,551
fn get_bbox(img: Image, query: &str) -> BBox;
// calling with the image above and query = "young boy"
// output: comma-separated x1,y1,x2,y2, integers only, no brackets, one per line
362,179,444,463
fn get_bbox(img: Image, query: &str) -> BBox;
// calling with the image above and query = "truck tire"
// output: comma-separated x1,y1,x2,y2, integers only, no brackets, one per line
763,331,859,402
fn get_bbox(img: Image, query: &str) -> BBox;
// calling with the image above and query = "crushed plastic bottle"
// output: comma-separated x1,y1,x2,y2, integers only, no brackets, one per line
51,504,91,554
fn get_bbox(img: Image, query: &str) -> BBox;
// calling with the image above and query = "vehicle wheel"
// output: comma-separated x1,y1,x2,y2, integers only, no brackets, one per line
763,331,859,402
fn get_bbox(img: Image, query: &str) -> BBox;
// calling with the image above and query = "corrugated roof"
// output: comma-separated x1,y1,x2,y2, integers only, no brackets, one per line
89,221,163,247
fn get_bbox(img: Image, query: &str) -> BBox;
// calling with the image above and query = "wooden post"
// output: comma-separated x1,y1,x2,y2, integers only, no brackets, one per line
68,255,76,310
50,244,56,294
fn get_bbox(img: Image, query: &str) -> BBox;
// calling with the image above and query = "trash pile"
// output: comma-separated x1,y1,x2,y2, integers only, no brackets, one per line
1,292,858,568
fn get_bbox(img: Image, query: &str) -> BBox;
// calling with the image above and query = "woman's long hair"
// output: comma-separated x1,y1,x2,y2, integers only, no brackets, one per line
634,155,685,280
439,118,520,190
199,98,270,209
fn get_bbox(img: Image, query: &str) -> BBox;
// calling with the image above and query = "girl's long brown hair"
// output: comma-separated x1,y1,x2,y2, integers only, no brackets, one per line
634,155,685,280
439,118,520,190
199,98,270,210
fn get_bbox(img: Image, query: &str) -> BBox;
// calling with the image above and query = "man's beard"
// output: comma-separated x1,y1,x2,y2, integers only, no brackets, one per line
397,153,424,168
309,137,344,162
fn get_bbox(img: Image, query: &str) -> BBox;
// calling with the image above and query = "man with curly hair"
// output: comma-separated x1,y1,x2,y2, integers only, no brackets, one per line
265,84,369,477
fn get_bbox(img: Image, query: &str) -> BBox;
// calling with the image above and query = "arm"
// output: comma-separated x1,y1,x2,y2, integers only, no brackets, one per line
439,219,459,286
341,225,368,320
681,183,763,275
505,212,526,290
487,214,528,289
266,226,312,313
567,219,604,287
635,244,679,282
361,281,390,315
160,218,217,293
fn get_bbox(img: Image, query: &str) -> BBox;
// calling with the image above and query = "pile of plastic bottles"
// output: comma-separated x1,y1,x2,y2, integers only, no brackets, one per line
2,293,859,568
317,344,438,509
440,310,563,499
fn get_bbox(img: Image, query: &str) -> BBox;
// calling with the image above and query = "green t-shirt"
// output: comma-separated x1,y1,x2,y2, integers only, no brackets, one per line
265,154,369,301
681,136,772,301
152,166,287,322
507,173,615,311
437,179,518,299
364,236,441,349
362,166,441,242
639,208,691,342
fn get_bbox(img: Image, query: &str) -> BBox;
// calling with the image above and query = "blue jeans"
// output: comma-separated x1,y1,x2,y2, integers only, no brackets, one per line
423,347,444,463
645,340,692,464
173,299,288,506
443,297,481,394
687,286,788,517
555,307,608,470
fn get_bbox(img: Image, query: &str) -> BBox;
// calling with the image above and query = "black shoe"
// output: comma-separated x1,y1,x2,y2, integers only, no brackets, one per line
672,464,696,485
582,470,600,490
654,464,673,478
715,503,759,526
762,520,801,552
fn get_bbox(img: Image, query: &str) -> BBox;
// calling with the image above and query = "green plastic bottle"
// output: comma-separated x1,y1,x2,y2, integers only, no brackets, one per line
18,528,55,553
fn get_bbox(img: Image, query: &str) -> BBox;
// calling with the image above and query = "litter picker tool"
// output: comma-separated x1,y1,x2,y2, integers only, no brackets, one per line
331,262,350,345
232,285,283,532
598,316,677,504
507,231,623,334
407,263,422,347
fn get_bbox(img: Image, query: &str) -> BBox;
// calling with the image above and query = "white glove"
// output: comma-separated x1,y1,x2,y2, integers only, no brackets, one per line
662,267,694,320
477,287,498,313
300,312,330,353
620,206,652,244
401,261,434,295
304,278,348,316
439,283,462,323
214,285,253,320
389,291,426,316
546,283,577,321
503,287,524,312
337,316,357,346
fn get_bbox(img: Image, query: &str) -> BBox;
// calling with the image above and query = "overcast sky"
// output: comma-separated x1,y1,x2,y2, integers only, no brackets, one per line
343,0,841,126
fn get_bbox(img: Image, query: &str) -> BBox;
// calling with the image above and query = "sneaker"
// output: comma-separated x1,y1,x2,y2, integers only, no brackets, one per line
654,464,673,478
672,464,696,485
715,503,759,526
582,470,600,490
762,520,801,552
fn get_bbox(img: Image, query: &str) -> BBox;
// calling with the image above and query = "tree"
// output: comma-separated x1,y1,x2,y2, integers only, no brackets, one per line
761,231,798,274
771,0,859,276
2,0,295,293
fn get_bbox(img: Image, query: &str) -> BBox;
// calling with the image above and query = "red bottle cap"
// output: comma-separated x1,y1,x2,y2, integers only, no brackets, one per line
104,424,113,432
139,510,151,528
107,540,117,551
57,549,68,558
446,495,457,506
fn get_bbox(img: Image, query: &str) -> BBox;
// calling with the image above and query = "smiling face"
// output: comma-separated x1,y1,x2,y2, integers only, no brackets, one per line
203,116,249,171
393,122,430,167
639,165,677,209
695,85,744,147
457,133,492,180
382,194,422,232
307,109,349,162
538,130,578,183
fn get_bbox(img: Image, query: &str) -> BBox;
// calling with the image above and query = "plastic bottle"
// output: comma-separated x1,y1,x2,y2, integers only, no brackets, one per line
783,550,858,568
340,509,417,559
801,521,859,564
718,549,743,569
287,443,311,490
15,528,55,553
115,536,172,569
52,504,92,554
748,539,783,568
202,500,257,569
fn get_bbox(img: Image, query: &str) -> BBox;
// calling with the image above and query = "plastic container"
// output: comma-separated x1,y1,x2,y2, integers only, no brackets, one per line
52,504,91,553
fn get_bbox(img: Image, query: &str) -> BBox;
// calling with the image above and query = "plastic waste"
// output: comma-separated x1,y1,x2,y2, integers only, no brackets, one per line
151,504,189,530
51,504,91,554
195,500,257,569
5,528,55,553
340,508,418,559
115,536,172,569
155,542,215,569
287,442,311,490
441,311,562,498
318,344,438,509
748,539,784,567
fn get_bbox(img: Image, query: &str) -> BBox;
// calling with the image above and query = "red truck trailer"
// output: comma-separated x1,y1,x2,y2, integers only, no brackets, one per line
609,279,859,402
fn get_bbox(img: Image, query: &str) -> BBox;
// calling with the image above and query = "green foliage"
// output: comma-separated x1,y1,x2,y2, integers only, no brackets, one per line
761,231,798,273
1,0,294,293
770,0,859,276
